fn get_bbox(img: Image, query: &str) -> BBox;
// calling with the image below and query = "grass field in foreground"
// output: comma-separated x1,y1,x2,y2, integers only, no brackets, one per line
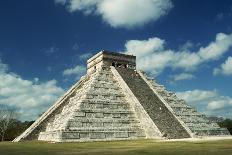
0,139,232,155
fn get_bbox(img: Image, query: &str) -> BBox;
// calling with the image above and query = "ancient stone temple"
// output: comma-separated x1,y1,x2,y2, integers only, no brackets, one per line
14,51,230,142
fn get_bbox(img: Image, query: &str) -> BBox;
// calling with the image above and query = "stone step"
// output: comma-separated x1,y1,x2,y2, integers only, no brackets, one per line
89,85,120,90
38,68,146,141
91,79,118,84
186,123,219,128
68,122,140,128
39,129,145,141
78,109,134,114
62,100,130,110
170,105,192,109
73,112,136,119
80,99,128,104
176,112,204,117
182,120,210,123
174,108,197,114
69,118,139,123
189,127,226,132
67,126,143,132
85,92,125,97
116,67,191,139
178,115,207,120
79,103,131,110
94,76,116,81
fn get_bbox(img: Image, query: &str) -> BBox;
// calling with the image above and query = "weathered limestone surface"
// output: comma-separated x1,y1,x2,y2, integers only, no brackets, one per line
111,66,162,139
139,71,230,137
13,75,90,142
116,68,190,139
87,51,136,74
37,67,145,142
14,51,231,142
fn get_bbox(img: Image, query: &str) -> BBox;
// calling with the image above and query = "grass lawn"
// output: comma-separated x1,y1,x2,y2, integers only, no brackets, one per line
0,139,232,155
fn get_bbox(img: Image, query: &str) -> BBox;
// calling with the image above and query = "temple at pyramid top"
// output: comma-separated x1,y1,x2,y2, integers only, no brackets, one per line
13,50,231,142
87,50,136,74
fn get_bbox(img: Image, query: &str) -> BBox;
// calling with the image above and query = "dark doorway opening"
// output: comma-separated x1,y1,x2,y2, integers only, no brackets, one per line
116,63,122,67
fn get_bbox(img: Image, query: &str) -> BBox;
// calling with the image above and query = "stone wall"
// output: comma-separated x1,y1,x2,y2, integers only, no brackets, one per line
13,75,89,142
38,67,146,142
116,67,190,139
87,51,136,74
139,71,231,137
110,66,162,139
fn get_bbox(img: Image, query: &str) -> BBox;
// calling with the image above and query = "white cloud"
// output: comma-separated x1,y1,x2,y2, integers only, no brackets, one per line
63,65,86,80
0,61,64,121
172,52,201,70
176,90,218,104
55,0,67,5
207,100,228,111
0,59,8,73
63,53,90,81
124,33,232,75
67,0,100,14
55,0,173,28
177,89,232,118
78,53,92,60
198,33,232,61
179,41,194,51
125,37,165,57
171,73,195,81
214,57,232,76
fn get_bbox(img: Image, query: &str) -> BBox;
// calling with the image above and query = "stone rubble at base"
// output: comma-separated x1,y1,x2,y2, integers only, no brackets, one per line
13,50,231,142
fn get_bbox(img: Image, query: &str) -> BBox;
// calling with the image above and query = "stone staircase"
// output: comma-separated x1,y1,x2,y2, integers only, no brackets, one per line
13,74,90,142
116,68,190,139
38,67,145,142
139,72,230,137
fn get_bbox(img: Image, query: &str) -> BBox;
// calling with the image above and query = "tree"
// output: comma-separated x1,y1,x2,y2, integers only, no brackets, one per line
4,119,34,141
218,118,232,134
0,105,17,141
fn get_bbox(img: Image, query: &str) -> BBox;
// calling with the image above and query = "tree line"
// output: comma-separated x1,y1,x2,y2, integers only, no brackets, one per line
218,119,232,134
0,105,34,141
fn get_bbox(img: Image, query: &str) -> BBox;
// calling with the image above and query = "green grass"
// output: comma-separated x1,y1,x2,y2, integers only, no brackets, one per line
0,140,232,155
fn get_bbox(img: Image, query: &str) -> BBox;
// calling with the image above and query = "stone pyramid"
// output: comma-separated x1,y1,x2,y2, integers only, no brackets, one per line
14,51,230,142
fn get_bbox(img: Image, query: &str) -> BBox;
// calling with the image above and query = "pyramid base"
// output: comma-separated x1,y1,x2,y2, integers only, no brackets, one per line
38,130,147,142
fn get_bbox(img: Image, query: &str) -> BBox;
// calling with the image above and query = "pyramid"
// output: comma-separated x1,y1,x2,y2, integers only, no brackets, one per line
14,51,230,142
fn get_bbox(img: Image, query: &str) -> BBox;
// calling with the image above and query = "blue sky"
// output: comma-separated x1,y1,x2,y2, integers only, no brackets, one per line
0,0,232,120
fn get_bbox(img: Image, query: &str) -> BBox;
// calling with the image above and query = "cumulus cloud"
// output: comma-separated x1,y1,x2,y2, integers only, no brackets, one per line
55,0,67,5
179,41,194,51
0,60,8,73
78,53,92,60
55,0,173,28
63,53,90,81
198,33,232,61
0,60,64,121
214,56,232,76
177,89,232,118
124,33,232,75
63,65,86,80
176,90,218,104
171,73,195,82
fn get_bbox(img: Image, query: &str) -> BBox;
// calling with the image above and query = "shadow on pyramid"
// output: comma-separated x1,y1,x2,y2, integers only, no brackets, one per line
13,51,231,142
